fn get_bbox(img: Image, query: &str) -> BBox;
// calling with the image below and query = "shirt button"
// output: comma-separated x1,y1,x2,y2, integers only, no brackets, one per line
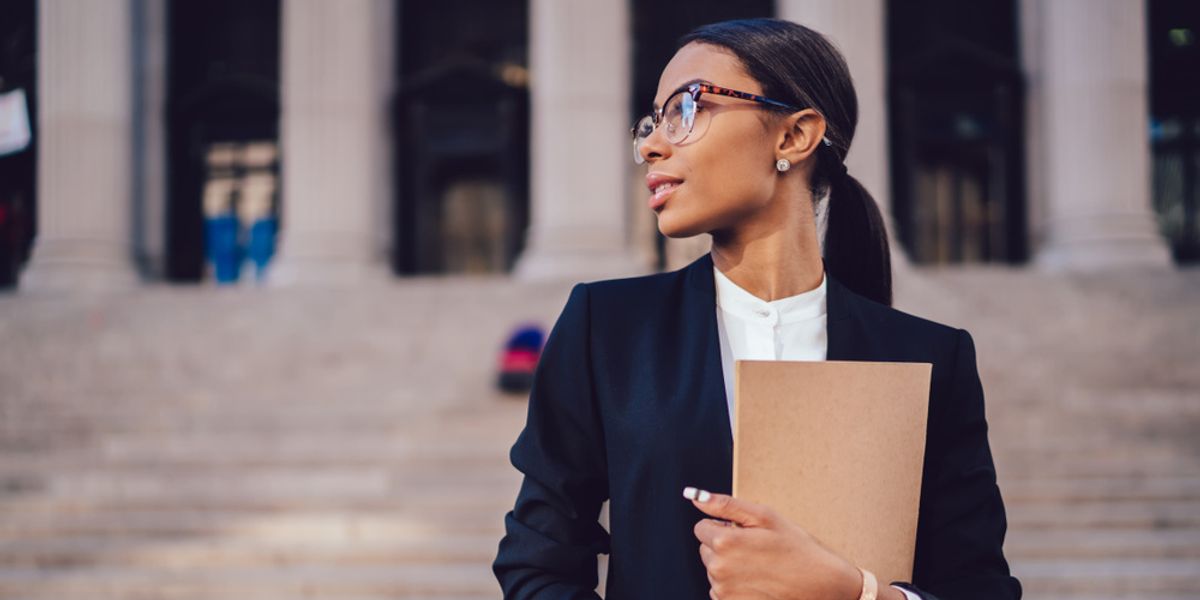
755,309,770,318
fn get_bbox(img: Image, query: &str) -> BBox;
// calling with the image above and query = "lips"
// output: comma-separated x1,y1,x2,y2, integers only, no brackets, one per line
646,173,684,211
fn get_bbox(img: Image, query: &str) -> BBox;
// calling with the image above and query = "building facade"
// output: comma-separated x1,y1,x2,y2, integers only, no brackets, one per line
2,0,1194,292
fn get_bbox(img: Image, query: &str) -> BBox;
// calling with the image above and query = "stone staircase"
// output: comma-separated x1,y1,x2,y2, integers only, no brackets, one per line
1,266,1197,599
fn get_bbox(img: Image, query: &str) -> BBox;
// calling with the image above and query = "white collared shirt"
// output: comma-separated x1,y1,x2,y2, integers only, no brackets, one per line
714,264,828,432
713,264,923,600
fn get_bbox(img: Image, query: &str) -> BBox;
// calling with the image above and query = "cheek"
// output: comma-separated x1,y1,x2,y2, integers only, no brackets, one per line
705,155,771,204
687,127,774,212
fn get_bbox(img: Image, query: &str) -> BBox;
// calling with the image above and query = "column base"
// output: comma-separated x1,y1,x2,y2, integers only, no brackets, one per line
19,262,140,293
1035,212,1174,271
19,238,140,293
1036,240,1174,271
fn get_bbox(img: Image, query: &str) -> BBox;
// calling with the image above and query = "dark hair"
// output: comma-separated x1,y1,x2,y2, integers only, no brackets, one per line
680,18,893,306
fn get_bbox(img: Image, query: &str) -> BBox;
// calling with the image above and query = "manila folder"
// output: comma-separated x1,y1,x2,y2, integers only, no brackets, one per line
732,360,932,585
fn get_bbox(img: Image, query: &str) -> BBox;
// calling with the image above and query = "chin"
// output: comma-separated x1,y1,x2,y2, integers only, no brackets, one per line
657,206,720,238
655,210,710,239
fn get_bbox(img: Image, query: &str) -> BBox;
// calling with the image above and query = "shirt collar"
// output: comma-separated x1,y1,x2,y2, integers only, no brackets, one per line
713,264,827,324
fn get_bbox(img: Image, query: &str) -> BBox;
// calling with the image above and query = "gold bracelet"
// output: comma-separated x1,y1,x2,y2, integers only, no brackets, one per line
857,567,878,600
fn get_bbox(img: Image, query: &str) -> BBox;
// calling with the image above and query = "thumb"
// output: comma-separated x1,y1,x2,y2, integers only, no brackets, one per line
682,486,776,528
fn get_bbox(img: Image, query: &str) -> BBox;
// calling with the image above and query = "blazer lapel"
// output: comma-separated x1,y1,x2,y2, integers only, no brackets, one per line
825,266,883,362
680,253,735,492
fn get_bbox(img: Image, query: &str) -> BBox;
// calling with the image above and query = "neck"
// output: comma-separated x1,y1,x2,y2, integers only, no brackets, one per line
709,191,824,302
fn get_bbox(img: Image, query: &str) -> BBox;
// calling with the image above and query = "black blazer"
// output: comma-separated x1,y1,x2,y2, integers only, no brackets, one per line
494,253,1021,599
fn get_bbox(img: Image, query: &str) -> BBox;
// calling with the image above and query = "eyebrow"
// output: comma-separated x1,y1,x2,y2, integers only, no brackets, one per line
652,78,714,111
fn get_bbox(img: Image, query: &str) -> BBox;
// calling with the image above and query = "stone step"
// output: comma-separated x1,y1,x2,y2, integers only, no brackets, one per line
1008,499,1200,530
0,456,513,476
1006,528,1200,559
0,473,521,505
0,439,517,471
0,465,518,502
0,508,507,540
1,414,484,437
3,399,512,421
0,563,500,599
2,404,526,440
1012,558,1200,595
992,453,1200,479
1,535,501,569
994,476,1200,503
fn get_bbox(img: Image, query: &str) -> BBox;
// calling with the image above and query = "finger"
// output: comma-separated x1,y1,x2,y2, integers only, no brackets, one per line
693,517,726,547
683,487,776,528
699,541,716,568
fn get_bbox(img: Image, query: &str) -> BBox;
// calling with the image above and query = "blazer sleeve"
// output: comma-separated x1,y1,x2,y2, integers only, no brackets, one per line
493,283,611,599
892,328,1023,600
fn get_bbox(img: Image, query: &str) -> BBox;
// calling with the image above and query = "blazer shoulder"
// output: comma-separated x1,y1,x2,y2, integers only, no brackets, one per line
575,266,689,315
845,286,967,364
859,289,960,333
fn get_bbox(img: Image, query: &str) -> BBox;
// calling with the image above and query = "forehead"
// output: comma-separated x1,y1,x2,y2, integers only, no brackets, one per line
655,42,762,105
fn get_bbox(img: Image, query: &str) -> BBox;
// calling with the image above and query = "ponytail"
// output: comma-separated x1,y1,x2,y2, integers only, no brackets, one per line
822,168,893,306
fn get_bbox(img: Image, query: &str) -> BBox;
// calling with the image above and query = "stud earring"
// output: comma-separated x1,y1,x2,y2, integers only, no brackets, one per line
776,158,791,172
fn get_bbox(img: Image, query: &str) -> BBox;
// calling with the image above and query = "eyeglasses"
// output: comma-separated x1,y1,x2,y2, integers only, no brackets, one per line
631,82,802,164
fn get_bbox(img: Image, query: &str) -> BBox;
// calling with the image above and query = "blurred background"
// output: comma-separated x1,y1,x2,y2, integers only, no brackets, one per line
0,0,1197,598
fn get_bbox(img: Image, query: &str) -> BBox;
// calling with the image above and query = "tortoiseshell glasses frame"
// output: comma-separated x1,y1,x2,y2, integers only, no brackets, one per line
631,82,802,164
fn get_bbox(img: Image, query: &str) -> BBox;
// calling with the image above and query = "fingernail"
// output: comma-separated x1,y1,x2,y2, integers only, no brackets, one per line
682,486,698,500
697,490,712,503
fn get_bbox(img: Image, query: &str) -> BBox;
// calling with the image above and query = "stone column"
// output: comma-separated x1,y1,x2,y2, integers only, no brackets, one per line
271,0,394,285
776,0,908,269
21,0,139,291
1023,0,1171,269
514,0,648,281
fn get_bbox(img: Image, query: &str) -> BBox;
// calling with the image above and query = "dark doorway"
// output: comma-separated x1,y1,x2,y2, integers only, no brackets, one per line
887,0,1027,264
395,0,529,275
0,0,36,288
631,0,775,269
166,0,280,282
1149,0,1200,264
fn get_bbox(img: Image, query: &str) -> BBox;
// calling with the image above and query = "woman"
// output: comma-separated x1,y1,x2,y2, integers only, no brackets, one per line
494,18,1021,600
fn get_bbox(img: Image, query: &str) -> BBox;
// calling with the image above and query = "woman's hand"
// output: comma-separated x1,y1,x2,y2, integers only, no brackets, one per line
684,486,873,600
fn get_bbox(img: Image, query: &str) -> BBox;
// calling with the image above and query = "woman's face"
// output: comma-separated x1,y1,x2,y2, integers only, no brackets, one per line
639,42,792,239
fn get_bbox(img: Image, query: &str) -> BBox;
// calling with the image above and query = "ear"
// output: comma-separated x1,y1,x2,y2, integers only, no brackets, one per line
775,108,827,166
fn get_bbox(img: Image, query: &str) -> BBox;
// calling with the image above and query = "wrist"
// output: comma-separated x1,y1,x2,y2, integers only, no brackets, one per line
838,561,864,600
848,567,911,600
856,567,878,600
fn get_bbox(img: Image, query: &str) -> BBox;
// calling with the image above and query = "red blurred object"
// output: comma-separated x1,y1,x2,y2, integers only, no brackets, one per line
501,348,540,372
497,324,544,394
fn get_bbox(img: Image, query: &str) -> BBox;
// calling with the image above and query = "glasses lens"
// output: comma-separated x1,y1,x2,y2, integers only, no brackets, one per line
663,92,696,144
662,95,683,143
680,92,696,137
633,115,654,140
632,115,654,164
